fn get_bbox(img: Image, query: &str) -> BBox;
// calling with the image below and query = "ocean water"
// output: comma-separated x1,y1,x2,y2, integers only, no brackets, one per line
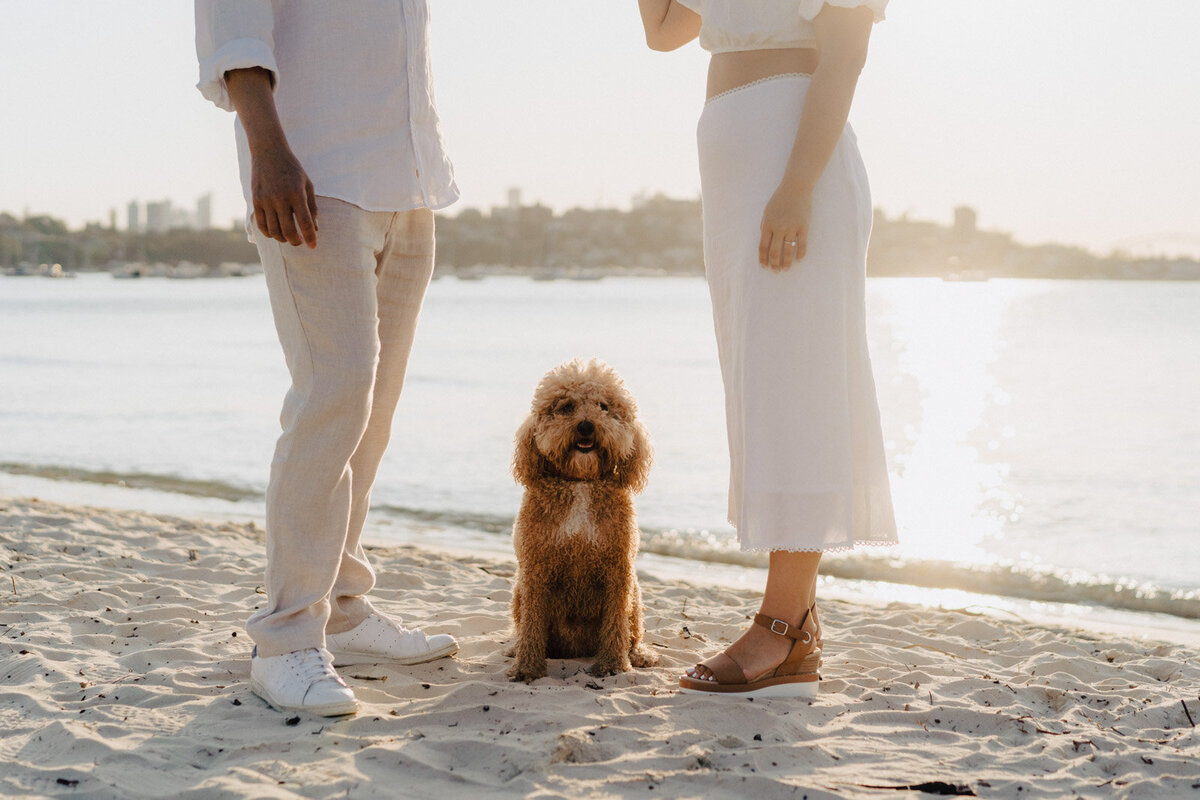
2,273,1198,632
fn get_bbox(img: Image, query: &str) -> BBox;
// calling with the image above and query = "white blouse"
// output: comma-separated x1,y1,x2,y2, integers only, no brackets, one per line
674,0,888,53
195,0,458,230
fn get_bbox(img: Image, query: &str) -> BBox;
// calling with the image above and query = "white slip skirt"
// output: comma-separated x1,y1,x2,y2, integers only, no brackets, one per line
698,74,899,552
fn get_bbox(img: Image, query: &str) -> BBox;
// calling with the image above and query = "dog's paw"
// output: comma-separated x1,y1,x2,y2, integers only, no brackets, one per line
507,662,547,683
587,657,631,678
629,646,660,669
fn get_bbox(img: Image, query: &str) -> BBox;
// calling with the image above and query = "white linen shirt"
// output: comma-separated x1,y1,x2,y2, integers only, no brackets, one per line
195,0,458,231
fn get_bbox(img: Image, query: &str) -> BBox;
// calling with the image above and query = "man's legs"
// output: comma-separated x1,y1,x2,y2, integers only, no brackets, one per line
327,208,437,634
248,197,392,657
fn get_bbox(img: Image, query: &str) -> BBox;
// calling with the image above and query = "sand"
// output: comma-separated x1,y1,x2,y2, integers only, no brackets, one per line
1,496,1198,799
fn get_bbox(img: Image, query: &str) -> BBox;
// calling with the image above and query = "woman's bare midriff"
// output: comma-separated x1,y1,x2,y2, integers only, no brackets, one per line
707,48,820,99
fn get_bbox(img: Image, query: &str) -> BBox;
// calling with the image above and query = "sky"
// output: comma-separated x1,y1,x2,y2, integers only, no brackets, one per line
1,1,1198,257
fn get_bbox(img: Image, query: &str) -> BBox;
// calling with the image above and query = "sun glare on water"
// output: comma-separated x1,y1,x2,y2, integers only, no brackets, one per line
874,280,1051,569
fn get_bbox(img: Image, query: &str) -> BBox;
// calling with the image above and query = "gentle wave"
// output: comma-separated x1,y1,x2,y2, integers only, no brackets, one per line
372,503,515,536
0,462,260,503
7,461,1198,620
638,529,1200,621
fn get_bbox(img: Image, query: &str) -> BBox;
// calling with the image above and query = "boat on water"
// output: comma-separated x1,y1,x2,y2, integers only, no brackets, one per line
942,269,989,282
3,262,75,278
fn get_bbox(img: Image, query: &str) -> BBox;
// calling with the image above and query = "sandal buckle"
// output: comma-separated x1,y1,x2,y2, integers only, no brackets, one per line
769,619,789,636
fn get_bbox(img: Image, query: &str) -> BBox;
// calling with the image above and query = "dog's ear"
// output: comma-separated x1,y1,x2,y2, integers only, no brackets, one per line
614,419,652,494
512,414,544,487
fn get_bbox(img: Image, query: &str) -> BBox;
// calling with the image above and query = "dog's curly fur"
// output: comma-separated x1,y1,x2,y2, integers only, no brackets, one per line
507,359,659,681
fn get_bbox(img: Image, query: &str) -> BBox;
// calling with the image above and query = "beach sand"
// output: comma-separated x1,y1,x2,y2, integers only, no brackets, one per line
2,497,1198,799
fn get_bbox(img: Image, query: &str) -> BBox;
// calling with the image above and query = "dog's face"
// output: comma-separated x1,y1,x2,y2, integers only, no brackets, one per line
513,359,651,490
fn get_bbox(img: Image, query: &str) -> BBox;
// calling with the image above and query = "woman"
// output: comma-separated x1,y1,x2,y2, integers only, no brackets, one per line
638,0,898,696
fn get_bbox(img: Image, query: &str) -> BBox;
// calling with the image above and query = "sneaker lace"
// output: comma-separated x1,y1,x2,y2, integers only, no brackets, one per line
293,648,338,685
380,614,424,644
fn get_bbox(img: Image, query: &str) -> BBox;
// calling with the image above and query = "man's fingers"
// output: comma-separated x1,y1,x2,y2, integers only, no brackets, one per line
295,196,318,249
264,207,283,243
306,179,319,229
276,201,303,247
254,205,270,239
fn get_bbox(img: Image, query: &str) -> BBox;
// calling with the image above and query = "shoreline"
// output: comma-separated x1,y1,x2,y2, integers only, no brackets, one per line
6,469,1200,651
2,496,1199,797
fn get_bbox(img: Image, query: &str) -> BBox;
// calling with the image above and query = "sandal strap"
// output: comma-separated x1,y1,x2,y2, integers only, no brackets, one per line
752,606,817,645
758,605,823,680
698,651,749,685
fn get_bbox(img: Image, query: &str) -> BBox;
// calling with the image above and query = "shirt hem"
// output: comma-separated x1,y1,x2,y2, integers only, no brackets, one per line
241,187,460,240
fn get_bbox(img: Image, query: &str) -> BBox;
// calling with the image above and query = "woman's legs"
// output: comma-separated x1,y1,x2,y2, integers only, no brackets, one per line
688,551,821,682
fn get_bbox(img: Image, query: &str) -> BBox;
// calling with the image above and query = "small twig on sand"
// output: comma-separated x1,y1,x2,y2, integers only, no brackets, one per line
1183,700,1196,728
10,576,15,596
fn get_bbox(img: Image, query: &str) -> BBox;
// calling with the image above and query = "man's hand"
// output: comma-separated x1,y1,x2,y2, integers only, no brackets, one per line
225,67,319,248
251,147,318,248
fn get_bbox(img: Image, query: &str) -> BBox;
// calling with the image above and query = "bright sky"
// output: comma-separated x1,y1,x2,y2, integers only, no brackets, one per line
2,1,1198,256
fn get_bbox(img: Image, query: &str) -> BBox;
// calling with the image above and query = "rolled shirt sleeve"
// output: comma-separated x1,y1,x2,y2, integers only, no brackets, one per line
194,0,278,112
798,0,888,23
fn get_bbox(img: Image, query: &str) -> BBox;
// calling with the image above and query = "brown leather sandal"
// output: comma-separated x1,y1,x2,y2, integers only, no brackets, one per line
678,605,822,697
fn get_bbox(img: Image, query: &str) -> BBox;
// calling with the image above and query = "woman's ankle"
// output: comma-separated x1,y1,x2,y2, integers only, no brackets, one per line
757,600,815,630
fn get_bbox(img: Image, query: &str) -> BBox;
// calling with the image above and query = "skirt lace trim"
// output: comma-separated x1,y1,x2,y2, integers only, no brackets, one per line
737,540,899,555
705,72,813,105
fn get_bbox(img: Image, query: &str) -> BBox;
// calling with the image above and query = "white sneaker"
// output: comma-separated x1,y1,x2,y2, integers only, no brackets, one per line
326,613,459,667
249,647,359,717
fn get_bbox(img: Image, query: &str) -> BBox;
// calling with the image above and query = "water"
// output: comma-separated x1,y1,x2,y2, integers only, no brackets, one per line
2,273,1198,629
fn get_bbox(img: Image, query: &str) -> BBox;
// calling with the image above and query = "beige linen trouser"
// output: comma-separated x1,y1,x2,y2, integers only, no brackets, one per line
247,196,435,657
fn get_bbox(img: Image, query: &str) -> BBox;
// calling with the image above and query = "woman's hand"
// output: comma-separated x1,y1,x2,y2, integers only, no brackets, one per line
759,183,813,272
757,5,874,273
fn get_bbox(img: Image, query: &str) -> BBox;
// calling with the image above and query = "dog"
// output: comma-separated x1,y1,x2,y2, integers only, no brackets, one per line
507,359,659,681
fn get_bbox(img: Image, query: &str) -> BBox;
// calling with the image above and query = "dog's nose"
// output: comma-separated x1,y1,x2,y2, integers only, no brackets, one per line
576,419,595,436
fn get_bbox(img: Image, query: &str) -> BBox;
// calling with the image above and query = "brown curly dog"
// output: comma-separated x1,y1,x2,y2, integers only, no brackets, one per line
507,359,659,682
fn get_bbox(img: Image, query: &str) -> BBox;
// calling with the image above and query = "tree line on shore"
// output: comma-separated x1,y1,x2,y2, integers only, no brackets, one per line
3,199,1197,280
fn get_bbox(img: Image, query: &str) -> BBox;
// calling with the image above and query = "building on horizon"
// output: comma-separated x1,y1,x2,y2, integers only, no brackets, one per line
126,194,216,234
953,205,978,239
196,193,212,230
144,200,172,234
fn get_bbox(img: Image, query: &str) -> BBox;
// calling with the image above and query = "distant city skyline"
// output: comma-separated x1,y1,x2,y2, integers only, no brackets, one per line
120,194,213,234
1,1,1198,257
7,188,1198,262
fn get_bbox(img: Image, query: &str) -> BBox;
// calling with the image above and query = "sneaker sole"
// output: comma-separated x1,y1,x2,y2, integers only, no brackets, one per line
250,677,360,717
329,640,459,668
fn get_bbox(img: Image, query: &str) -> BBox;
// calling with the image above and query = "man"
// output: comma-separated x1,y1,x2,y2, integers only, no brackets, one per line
195,1,458,717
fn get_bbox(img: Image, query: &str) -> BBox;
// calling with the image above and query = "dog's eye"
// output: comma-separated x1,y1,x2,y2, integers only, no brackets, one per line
557,402,574,415
599,402,609,412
